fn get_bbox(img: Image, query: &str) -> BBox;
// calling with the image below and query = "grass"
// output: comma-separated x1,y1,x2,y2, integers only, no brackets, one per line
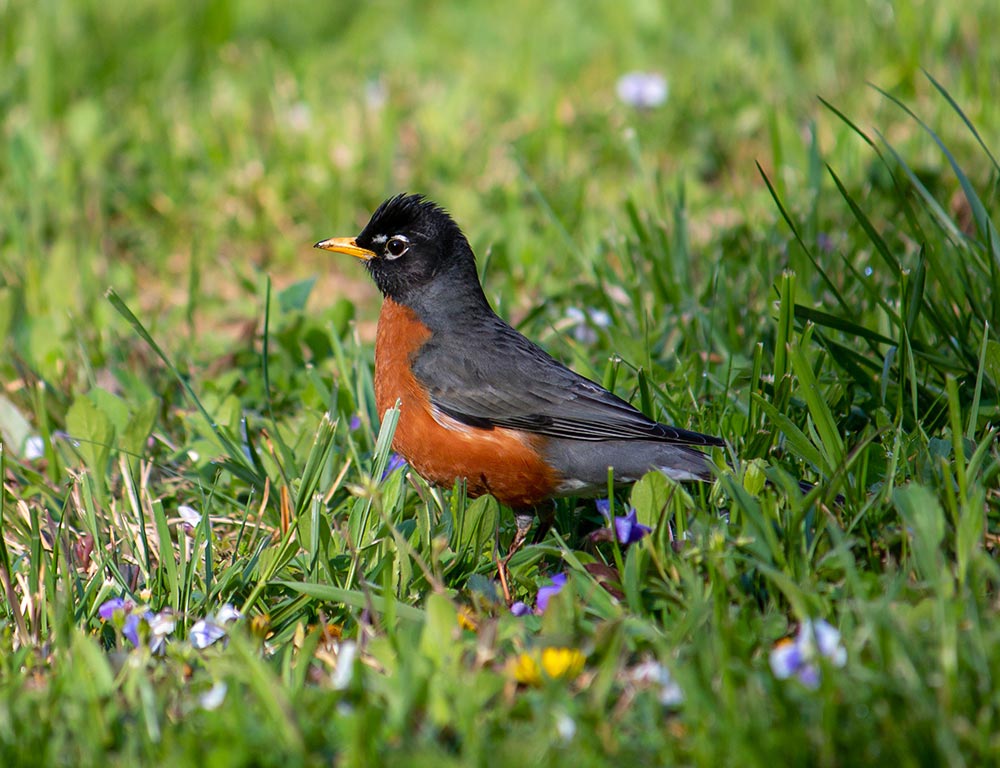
2,0,1000,764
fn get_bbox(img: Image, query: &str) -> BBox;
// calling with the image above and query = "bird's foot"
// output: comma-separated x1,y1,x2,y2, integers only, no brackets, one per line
497,512,535,603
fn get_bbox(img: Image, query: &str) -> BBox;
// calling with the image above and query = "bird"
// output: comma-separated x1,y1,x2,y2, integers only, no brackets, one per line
315,194,725,575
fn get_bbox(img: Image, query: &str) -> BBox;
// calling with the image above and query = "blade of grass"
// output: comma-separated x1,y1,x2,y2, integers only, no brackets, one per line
0,446,30,646
277,580,425,622
106,288,260,482
875,82,1000,263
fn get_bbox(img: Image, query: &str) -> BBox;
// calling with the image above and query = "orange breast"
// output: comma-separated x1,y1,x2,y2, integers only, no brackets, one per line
374,298,558,509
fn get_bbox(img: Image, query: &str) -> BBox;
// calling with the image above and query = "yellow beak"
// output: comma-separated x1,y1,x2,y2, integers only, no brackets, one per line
313,237,376,261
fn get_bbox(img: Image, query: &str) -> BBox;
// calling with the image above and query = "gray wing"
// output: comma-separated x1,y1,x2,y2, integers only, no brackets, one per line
411,318,724,447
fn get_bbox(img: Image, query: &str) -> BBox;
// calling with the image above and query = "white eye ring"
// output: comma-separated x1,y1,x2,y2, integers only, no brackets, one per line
385,235,409,259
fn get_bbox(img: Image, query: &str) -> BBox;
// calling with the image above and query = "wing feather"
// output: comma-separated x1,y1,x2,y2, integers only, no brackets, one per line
412,318,724,448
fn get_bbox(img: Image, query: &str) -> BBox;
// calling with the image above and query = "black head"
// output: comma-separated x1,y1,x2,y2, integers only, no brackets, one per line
315,194,487,315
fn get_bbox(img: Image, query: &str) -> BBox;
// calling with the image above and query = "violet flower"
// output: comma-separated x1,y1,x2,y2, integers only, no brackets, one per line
381,453,407,480
510,573,570,616
509,601,532,616
769,619,847,688
99,597,175,654
535,574,568,614
98,597,132,621
122,613,142,647
596,499,652,544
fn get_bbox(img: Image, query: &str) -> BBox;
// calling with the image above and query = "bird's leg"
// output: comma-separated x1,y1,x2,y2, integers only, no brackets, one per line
509,510,536,556
497,510,532,604
497,504,555,604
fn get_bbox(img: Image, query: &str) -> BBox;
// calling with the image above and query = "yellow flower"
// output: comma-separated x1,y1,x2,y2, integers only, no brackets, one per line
510,647,585,686
457,609,478,632
511,653,542,685
541,647,585,680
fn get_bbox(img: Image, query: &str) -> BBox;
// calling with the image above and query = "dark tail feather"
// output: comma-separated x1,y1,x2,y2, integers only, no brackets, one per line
797,479,846,505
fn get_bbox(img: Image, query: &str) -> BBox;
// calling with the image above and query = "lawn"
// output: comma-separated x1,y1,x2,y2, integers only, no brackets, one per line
2,0,999,764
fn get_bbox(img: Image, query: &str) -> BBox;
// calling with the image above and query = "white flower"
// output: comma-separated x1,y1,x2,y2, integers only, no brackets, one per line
148,610,176,637
565,306,612,343
616,72,669,109
813,620,848,666
146,609,176,655
178,505,201,531
190,618,227,649
331,640,358,690
216,603,242,624
628,658,684,706
189,605,240,649
555,712,576,743
199,682,228,711
24,435,45,460
589,309,611,327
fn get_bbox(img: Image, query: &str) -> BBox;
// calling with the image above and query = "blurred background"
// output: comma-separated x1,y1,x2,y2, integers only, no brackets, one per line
1,0,995,376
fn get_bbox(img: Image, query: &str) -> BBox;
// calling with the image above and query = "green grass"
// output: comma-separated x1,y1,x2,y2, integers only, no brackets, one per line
2,0,1000,764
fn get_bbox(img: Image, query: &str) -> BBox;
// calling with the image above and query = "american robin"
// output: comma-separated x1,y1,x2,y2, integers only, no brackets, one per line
316,194,724,569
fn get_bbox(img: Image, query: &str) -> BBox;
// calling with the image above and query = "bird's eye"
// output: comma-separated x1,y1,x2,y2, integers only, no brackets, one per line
385,236,409,259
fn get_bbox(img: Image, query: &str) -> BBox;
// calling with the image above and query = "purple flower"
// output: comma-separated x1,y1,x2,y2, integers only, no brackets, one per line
770,619,847,688
98,598,175,653
535,574,567,614
52,430,79,446
381,453,407,480
349,415,362,431
509,575,570,617
596,500,652,544
98,597,131,621
123,613,142,647
510,601,531,616
612,508,652,544
120,610,175,653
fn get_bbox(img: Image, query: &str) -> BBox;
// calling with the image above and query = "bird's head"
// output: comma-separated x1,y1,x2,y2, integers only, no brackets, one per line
316,194,483,312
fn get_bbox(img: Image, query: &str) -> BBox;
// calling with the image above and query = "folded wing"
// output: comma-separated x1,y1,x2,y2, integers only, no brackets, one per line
412,317,724,447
